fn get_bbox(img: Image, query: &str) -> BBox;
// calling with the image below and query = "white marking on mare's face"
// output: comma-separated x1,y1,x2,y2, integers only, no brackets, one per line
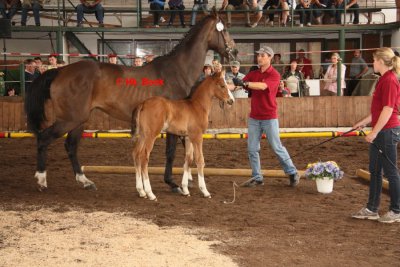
162,122,169,132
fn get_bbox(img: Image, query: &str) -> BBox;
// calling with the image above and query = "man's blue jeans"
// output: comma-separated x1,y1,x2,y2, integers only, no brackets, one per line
367,127,400,213
0,2,18,19
190,4,208,26
248,118,297,181
76,4,104,24
21,2,41,25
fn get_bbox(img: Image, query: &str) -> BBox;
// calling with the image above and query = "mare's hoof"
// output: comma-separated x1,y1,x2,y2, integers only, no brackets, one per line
84,184,97,191
171,187,184,194
37,185,48,192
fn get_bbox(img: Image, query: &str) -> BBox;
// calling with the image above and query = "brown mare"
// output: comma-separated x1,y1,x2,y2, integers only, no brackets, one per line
131,71,234,200
25,10,235,192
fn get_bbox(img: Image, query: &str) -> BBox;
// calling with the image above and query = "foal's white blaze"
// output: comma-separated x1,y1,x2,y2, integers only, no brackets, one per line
224,76,235,102
34,171,47,188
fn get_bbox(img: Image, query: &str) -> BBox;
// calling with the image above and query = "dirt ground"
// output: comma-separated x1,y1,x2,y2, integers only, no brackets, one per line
1,136,400,266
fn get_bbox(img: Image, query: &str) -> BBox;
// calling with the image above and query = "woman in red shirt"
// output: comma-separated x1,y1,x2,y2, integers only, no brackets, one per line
352,47,400,223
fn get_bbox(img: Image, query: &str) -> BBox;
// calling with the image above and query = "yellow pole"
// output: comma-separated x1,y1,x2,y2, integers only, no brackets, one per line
356,169,389,190
82,165,306,178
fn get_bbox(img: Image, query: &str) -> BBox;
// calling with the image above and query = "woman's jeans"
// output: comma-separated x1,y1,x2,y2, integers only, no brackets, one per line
247,118,297,181
367,127,400,213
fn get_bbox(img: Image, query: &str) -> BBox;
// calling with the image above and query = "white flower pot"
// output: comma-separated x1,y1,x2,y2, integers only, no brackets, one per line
315,177,334,194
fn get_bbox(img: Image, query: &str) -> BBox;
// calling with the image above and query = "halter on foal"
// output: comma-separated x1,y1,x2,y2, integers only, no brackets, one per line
132,71,234,200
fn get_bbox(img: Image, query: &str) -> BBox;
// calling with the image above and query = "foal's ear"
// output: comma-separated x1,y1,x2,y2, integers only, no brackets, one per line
211,6,218,18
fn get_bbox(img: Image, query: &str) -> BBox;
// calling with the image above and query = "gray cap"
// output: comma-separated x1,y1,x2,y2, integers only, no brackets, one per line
256,46,274,57
230,61,240,67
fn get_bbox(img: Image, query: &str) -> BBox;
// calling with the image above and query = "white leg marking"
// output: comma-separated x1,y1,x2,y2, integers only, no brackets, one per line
181,169,191,196
198,173,211,198
143,174,157,201
75,173,95,188
135,168,146,198
35,171,47,188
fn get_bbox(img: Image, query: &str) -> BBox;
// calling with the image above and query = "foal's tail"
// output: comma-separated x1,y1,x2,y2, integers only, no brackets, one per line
24,68,60,134
131,103,144,139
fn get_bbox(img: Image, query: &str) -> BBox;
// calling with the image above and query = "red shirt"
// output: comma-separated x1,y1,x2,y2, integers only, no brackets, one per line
371,70,400,129
243,66,281,120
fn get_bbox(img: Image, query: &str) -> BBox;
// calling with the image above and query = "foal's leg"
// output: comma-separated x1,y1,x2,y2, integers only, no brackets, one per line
192,137,211,198
132,140,146,198
164,133,181,193
140,137,157,201
182,138,194,196
35,121,72,191
65,125,96,190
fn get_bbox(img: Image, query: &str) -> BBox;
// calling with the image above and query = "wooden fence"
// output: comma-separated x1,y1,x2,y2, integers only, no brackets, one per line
0,96,372,131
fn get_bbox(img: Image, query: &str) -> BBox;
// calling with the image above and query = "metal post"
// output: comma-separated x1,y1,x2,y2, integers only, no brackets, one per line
19,63,25,97
137,0,141,28
337,29,345,96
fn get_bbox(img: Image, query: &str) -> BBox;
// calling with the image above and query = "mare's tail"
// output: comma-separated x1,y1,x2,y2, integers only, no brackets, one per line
131,103,144,139
24,68,60,134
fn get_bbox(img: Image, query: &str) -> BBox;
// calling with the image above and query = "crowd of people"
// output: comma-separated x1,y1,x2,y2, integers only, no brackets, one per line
0,0,367,28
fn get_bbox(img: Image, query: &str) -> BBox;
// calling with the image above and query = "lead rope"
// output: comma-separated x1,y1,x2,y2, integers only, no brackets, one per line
223,182,239,204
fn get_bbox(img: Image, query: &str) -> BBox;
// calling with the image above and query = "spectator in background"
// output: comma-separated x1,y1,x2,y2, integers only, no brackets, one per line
21,0,43,26
167,0,186,27
144,54,155,64
24,58,37,92
47,54,58,69
190,0,208,27
271,53,285,75
246,0,263,28
312,0,335,24
282,59,305,97
322,52,346,96
198,64,213,81
296,0,312,27
276,80,291,97
108,54,117,64
347,49,368,96
213,62,223,73
0,0,21,20
76,0,104,27
133,57,143,67
33,57,46,75
57,59,66,67
226,60,247,98
149,0,165,28
221,0,250,28
334,0,359,25
296,49,313,79
263,0,290,27
6,86,16,96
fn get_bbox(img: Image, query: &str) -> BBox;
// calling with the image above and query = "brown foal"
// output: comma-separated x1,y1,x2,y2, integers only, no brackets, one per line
131,71,234,200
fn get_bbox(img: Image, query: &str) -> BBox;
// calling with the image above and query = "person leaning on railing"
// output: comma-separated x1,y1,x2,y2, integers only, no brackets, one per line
21,0,42,26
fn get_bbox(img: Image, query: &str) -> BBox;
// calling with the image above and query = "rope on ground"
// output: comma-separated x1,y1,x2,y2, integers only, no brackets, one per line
222,182,239,204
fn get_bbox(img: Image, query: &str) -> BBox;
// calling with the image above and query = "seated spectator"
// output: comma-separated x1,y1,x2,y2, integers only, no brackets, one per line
295,0,312,27
246,0,262,27
282,59,305,97
133,57,143,67
108,54,117,64
198,64,213,81
312,0,335,24
334,0,359,25
221,0,250,28
21,0,43,26
322,52,346,96
346,49,368,96
6,86,16,96
149,0,166,28
0,0,21,20
226,61,247,98
276,80,291,97
47,54,58,69
190,0,208,27
167,0,186,28
76,0,104,27
296,49,313,78
271,53,285,75
263,0,290,27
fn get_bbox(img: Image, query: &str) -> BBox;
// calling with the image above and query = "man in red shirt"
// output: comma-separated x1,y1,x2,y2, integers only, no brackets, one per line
233,46,300,187
296,49,313,79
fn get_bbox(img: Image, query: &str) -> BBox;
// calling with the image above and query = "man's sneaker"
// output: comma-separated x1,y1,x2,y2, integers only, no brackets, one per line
159,16,166,23
241,177,264,187
306,22,311,26
289,173,300,187
299,23,304,27
378,210,400,223
250,23,258,28
352,207,380,220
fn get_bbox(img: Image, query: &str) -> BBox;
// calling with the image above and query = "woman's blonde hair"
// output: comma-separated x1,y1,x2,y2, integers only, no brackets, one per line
331,52,342,65
373,47,400,75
